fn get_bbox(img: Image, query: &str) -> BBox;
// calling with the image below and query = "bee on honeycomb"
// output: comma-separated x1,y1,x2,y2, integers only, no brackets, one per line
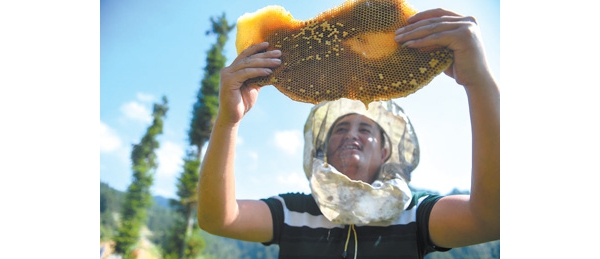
236,0,453,106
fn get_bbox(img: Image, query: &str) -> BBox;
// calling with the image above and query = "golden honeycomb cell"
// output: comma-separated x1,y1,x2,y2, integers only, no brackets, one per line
236,0,453,106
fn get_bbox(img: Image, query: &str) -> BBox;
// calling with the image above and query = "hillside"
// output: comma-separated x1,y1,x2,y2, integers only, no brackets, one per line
100,182,499,258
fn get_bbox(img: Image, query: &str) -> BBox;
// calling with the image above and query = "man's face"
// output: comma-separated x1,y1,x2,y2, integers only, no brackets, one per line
326,114,387,183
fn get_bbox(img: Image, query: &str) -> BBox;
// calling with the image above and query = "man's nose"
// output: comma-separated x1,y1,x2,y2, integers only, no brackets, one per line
344,127,359,140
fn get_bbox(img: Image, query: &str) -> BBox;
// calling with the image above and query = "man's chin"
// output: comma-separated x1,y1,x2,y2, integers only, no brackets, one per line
339,148,362,157
329,154,361,168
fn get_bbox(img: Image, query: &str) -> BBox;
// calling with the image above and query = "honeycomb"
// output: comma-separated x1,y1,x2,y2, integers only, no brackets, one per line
235,0,453,106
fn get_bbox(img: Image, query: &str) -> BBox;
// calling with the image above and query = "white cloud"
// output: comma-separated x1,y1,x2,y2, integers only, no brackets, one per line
276,171,304,185
100,122,122,153
275,171,310,191
120,101,152,123
136,92,155,102
273,130,303,155
156,141,184,177
152,188,173,198
248,151,258,160
237,170,310,200
247,151,259,171
409,162,471,195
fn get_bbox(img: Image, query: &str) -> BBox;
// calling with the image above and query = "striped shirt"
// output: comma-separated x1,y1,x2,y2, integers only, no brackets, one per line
261,192,450,259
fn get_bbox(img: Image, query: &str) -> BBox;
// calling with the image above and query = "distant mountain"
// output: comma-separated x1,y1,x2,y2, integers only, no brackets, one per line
152,194,175,209
100,181,498,258
100,181,172,209
100,182,180,244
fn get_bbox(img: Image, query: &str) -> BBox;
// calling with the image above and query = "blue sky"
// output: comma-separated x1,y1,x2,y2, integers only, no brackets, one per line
100,0,500,200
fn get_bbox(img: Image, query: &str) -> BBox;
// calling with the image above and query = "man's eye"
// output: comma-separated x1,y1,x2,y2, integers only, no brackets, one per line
335,127,347,133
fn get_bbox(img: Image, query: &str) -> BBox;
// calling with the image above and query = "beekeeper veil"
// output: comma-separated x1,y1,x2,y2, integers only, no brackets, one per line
303,98,420,226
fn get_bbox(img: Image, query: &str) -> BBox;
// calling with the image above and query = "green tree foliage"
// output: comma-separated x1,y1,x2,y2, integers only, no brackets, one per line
162,149,202,258
200,231,279,259
114,96,169,255
102,181,498,258
425,240,500,259
162,13,235,259
146,197,180,249
188,12,235,151
162,214,187,259
101,182,124,241
101,182,182,257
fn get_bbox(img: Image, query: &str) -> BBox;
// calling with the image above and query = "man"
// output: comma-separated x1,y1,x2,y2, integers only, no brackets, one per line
197,8,499,258
325,113,389,184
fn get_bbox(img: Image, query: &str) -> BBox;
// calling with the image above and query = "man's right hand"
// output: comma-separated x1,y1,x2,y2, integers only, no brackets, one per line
218,42,282,125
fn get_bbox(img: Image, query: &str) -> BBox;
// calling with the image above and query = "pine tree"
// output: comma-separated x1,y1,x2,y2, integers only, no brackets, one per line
165,13,235,259
163,149,202,259
115,96,169,256
188,13,235,152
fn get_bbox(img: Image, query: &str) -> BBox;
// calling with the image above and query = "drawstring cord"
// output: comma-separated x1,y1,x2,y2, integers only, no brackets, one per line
342,225,351,258
342,224,357,259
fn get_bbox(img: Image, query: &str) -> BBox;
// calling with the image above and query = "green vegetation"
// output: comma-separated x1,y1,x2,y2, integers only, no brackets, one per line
102,13,237,258
426,240,500,259
161,13,237,259
162,150,203,259
114,97,169,256
188,12,235,151
101,182,498,258
100,181,123,242
101,182,280,259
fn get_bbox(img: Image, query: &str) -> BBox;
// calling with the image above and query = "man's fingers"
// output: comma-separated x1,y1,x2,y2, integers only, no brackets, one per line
234,47,281,71
237,67,274,83
224,42,282,87
235,42,270,62
236,53,281,72
396,21,457,41
406,8,462,24
235,42,282,62
395,15,477,48
255,49,282,59
396,15,469,36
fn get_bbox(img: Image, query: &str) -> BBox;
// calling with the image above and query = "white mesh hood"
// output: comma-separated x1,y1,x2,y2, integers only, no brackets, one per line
303,98,420,225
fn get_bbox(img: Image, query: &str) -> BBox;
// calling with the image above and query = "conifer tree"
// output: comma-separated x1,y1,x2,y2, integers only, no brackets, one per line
115,96,169,256
163,149,203,259
165,13,235,259
189,13,235,152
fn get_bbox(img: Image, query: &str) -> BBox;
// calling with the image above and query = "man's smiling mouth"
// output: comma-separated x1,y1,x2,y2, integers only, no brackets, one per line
339,142,362,151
